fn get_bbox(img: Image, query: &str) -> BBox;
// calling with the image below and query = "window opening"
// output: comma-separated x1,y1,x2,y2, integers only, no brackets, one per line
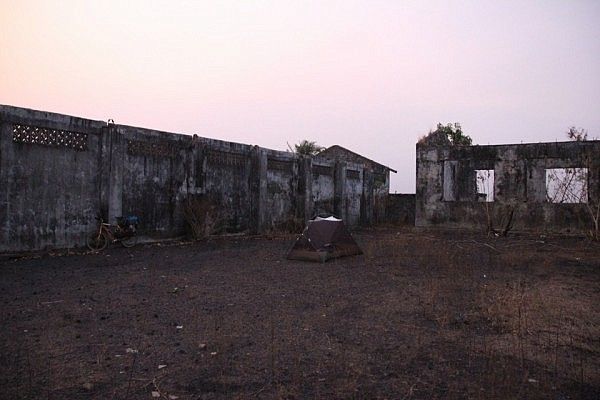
476,169,494,202
546,168,588,203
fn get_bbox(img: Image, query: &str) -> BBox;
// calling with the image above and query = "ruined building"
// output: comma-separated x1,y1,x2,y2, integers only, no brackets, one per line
416,133,600,234
4,103,594,253
318,145,396,224
0,105,393,252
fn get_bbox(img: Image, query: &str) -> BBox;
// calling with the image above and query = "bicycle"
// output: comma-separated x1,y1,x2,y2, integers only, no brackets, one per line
87,215,139,251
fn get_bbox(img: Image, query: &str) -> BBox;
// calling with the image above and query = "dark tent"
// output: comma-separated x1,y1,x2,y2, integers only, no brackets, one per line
287,216,363,262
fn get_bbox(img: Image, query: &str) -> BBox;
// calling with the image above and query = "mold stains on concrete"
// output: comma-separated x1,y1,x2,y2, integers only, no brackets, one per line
416,139,600,233
0,105,393,252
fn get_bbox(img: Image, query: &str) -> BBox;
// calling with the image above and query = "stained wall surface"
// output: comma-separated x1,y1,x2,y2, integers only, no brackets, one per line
386,194,416,225
0,107,105,251
415,140,600,233
0,105,389,252
318,144,394,224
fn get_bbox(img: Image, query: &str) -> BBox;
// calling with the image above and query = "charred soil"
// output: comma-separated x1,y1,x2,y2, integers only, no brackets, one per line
1,229,599,399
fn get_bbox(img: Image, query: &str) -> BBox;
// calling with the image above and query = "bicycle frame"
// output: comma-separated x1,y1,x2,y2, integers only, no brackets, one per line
88,217,138,251
101,220,133,241
99,222,117,242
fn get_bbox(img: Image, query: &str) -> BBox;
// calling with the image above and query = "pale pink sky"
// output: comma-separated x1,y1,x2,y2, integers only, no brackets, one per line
1,0,599,192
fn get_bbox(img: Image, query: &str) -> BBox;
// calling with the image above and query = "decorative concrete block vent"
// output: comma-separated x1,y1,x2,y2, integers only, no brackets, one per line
0,105,396,252
12,124,88,151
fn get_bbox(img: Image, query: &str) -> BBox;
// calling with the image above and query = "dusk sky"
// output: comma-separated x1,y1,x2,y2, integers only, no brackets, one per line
1,0,599,192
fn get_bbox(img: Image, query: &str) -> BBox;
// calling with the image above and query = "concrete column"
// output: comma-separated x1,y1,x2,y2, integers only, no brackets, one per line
249,147,268,234
361,168,373,225
257,149,268,232
527,160,547,203
296,156,313,222
99,126,110,219
0,119,11,251
334,161,347,220
105,125,123,223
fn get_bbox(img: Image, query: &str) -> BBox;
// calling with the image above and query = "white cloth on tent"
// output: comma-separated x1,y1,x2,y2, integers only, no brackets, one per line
314,216,342,222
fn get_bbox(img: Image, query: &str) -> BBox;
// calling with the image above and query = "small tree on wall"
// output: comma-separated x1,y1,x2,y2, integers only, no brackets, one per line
417,122,473,146
567,126,588,142
289,140,325,156
435,123,473,146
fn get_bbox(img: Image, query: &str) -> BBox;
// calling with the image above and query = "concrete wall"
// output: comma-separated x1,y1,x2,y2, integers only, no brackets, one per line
415,140,600,233
199,138,259,233
0,105,388,252
111,125,197,238
311,160,335,217
386,194,416,225
0,107,105,251
317,145,392,224
343,163,364,226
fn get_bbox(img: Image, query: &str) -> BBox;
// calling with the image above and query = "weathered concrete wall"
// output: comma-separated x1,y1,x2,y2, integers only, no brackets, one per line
386,194,416,225
0,107,105,251
372,173,390,223
199,138,259,233
342,163,364,226
0,105,389,252
110,125,197,238
416,140,600,233
264,150,298,230
311,160,335,217
318,145,393,224
308,158,365,225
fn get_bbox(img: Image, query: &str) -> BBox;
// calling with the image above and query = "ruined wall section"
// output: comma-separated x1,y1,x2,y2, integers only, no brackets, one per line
386,194,416,225
264,150,298,230
198,138,257,233
372,171,390,223
0,105,385,252
112,125,196,238
318,145,391,223
0,106,105,251
342,162,364,226
311,159,335,217
416,141,600,233
310,158,365,224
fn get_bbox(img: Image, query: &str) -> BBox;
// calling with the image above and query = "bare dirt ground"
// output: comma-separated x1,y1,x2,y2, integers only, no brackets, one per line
1,228,599,399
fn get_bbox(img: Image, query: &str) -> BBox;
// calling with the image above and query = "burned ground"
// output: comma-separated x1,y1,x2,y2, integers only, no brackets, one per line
1,229,599,399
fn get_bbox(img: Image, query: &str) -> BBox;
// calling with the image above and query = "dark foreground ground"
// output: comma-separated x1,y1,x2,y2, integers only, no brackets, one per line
1,228,599,399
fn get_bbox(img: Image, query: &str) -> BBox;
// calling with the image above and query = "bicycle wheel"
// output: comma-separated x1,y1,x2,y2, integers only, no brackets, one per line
121,235,138,248
87,231,108,251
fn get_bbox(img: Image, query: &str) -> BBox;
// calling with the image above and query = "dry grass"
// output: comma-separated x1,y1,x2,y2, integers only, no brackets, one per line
361,229,600,398
182,195,220,239
0,228,598,399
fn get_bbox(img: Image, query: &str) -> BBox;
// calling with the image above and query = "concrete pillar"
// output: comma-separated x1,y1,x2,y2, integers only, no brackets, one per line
100,124,123,223
0,119,12,251
184,136,207,195
249,146,268,234
361,168,373,225
297,156,313,222
258,149,268,232
334,161,347,220
99,126,110,219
